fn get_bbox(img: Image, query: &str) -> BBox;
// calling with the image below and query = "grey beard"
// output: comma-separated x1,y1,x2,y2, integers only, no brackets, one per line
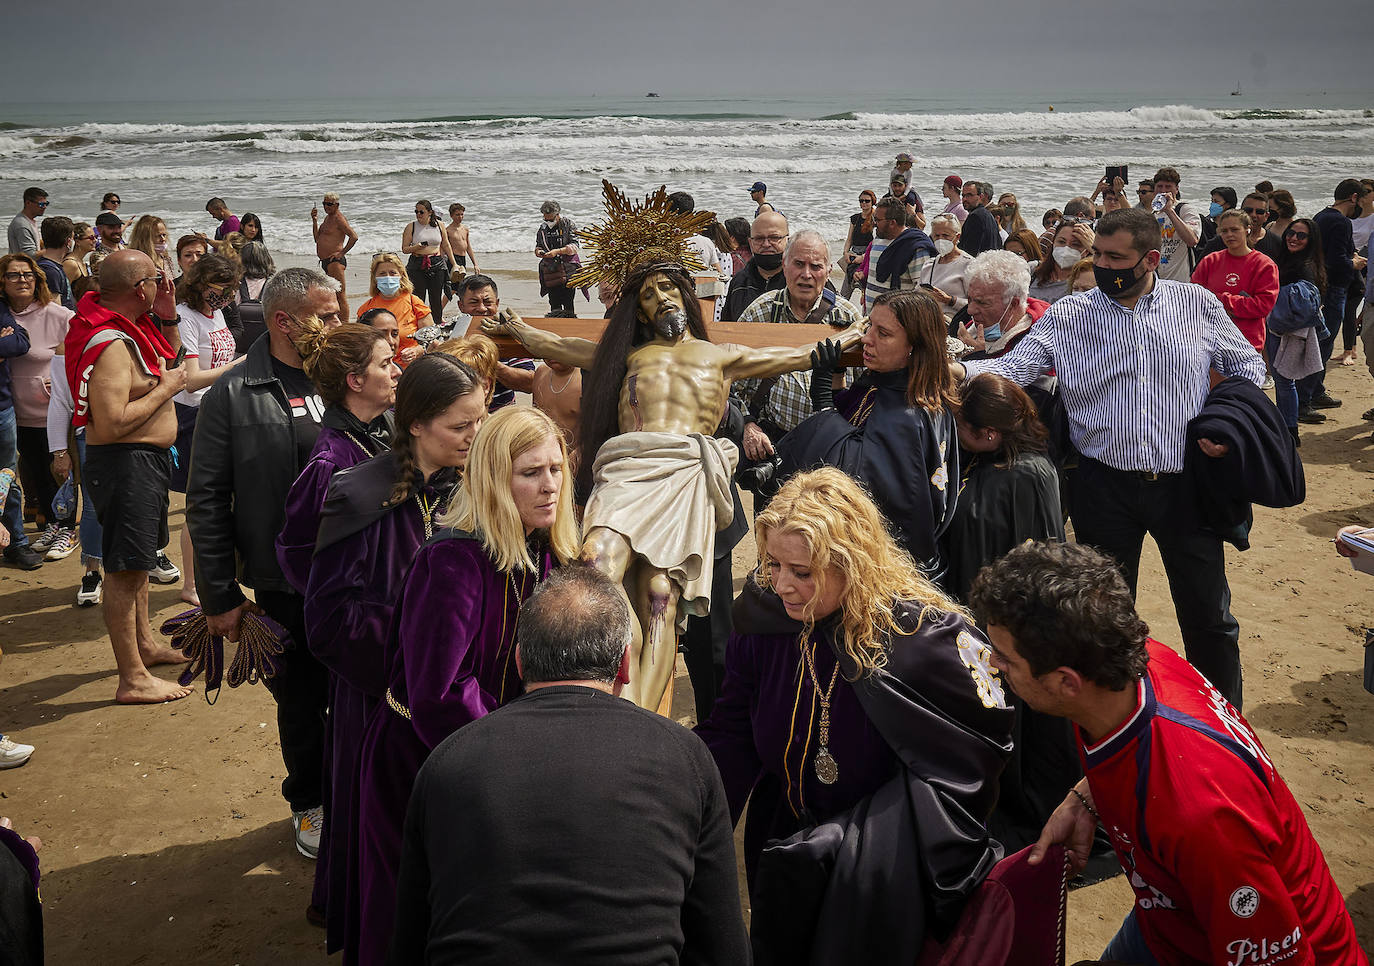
652,309,687,340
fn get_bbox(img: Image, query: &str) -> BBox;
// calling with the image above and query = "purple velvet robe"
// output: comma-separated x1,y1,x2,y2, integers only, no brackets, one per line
353,535,550,966
276,426,374,594
696,577,1012,890
695,598,898,887
302,491,432,955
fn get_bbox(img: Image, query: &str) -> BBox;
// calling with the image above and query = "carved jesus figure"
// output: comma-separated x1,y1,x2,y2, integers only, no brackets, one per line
484,261,862,711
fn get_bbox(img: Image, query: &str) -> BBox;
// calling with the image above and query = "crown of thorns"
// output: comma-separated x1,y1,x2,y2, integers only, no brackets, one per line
568,180,713,291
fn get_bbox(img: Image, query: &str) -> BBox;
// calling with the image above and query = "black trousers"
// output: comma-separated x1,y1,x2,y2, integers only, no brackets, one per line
546,285,575,315
16,425,72,528
255,589,329,812
1068,458,1243,708
682,553,733,724
406,257,447,316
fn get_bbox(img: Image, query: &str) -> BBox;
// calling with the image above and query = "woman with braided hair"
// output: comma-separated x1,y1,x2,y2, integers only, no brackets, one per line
299,351,485,958
353,405,579,965
275,320,399,594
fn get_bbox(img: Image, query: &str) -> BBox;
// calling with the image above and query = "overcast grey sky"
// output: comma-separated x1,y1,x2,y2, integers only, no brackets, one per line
10,0,1371,103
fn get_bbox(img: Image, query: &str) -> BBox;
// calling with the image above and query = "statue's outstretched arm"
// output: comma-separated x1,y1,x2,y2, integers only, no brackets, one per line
481,308,598,369
720,318,865,380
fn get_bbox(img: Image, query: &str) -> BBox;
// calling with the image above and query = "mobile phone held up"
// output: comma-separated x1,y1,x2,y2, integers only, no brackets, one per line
1105,164,1128,185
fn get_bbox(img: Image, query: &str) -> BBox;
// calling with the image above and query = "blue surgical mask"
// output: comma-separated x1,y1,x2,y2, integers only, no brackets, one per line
376,276,402,296
1209,201,1225,217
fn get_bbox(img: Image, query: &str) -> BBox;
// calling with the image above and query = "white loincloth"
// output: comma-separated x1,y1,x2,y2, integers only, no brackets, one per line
583,431,739,622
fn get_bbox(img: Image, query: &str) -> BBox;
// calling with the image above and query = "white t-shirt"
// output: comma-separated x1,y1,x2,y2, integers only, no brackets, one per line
175,303,236,407
1351,213,1374,252
1155,201,1202,282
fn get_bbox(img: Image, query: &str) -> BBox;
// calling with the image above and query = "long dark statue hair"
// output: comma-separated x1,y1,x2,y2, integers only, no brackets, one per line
576,261,709,500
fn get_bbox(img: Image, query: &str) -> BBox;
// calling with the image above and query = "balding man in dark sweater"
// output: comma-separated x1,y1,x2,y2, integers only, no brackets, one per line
387,567,748,966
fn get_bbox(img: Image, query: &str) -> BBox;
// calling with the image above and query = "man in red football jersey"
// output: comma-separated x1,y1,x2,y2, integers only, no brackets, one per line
969,541,1366,966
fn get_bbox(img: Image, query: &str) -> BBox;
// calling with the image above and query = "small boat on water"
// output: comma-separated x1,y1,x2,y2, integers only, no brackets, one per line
646,92,660,98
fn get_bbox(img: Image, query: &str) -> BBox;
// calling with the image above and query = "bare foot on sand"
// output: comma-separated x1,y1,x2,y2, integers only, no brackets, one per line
139,643,193,667
180,589,201,607
116,676,193,705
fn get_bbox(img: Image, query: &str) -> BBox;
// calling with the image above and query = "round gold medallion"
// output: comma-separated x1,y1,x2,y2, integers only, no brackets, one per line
814,747,839,785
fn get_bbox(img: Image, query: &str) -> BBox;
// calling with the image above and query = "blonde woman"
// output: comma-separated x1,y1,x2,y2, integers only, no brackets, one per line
356,251,431,366
128,215,175,279
696,467,1013,962
353,406,579,966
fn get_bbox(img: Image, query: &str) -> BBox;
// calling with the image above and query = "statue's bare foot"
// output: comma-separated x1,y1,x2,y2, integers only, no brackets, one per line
116,676,193,705
139,642,192,667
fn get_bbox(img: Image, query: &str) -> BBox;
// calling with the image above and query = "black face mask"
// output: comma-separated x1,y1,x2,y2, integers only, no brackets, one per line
753,251,784,272
1093,253,1150,297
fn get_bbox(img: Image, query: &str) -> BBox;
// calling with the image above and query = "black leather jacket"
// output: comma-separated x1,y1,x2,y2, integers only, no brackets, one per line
187,336,312,615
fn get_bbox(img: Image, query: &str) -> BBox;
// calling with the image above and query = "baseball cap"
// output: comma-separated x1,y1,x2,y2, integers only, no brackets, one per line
96,212,123,227
944,175,963,189
896,152,914,163
748,181,767,193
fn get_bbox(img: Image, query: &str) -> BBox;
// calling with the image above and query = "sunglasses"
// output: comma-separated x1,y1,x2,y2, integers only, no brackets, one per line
1241,207,1267,217
323,201,338,207
1286,231,1310,240
36,201,50,208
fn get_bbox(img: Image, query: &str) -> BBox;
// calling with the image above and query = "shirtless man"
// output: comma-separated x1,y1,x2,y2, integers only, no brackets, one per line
311,193,358,316
446,203,479,275
68,250,193,703
485,261,862,710
530,360,581,461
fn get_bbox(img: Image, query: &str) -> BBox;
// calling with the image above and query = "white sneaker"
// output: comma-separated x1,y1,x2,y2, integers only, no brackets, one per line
292,806,323,859
44,527,77,561
0,734,35,769
76,570,103,606
149,551,180,584
1262,375,1275,391
31,522,61,553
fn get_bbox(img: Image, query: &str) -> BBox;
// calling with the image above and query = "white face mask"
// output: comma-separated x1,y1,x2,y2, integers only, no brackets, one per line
1052,245,1081,269
933,239,955,256
65,239,75,254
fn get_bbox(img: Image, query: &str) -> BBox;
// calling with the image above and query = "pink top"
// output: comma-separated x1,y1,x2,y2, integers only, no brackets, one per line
9,300,75,427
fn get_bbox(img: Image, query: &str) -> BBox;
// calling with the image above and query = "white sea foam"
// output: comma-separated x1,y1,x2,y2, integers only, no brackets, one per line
5,103,1369,255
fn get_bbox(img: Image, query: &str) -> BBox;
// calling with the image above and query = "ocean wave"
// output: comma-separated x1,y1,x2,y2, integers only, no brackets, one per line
13,104,1369,152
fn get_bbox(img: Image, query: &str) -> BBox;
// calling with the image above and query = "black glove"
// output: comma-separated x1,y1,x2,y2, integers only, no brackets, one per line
810,339,843,412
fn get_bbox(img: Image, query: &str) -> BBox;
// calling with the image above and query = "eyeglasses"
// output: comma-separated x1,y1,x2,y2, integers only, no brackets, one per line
3,271,37,282
134,272,167,287
78,234,95,242
1136,189,1152,196
750,234,787,244
1241,207,1267,217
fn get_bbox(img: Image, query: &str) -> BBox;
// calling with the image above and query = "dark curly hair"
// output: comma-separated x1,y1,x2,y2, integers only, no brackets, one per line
968,541,1149,690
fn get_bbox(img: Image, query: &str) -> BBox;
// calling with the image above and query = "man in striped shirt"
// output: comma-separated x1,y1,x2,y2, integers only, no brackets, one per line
954,207,1265,708
732,230,861,463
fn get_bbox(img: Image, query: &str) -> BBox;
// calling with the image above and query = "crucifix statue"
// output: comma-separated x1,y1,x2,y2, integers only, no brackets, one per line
481,183,862,712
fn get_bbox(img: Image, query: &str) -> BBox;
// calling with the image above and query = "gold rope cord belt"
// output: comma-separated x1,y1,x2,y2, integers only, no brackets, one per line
385,687,412,721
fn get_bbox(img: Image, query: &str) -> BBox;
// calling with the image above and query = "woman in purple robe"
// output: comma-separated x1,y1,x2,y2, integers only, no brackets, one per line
695,467,1013,964
297,352,486,958
353,406,580,966
276,321,399,595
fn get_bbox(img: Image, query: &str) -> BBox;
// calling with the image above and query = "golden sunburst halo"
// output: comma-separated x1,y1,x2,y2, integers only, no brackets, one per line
569,180,714,291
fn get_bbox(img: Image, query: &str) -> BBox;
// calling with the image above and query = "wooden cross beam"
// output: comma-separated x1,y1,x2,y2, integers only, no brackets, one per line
463,315,866,365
